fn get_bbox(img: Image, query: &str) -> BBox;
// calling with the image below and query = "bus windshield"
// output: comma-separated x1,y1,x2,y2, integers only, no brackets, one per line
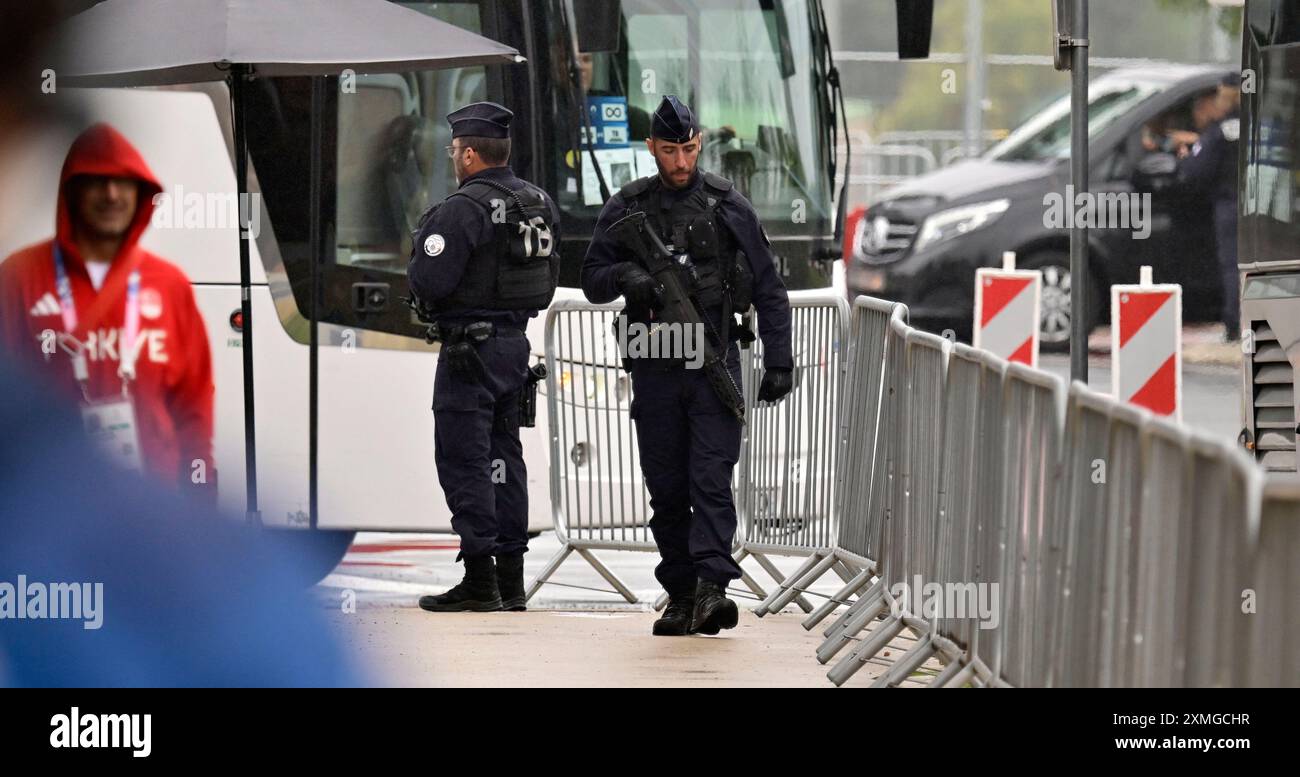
985,77,1166,162
553,0,831,229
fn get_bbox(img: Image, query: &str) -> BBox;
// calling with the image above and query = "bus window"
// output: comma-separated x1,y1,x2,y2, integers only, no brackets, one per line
550,0,832,233
335,2,486,274
1242,0,1300,265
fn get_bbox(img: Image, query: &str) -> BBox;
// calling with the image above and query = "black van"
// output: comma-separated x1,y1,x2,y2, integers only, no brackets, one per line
846,65,1234,348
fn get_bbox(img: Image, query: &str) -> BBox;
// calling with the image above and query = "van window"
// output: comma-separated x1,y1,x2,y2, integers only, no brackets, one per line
986,80,1164,162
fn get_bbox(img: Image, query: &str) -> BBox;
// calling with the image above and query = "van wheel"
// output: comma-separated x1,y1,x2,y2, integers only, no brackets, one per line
1022,250,1101,354
258,528,356,587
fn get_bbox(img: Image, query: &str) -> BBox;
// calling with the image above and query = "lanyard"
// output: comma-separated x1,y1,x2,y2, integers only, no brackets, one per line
53,244,142,387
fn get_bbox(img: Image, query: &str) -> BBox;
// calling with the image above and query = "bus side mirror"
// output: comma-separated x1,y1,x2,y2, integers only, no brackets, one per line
895,0,934,60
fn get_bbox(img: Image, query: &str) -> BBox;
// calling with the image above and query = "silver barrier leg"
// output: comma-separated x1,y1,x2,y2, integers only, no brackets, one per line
822,579,883,639
734,547,773,602
874,634,939,688
525,544,574,602
929,658,968,688
575,547,639,604
749,550,815,615
817,590,888,664
831,560,861,583
762,551,838,615
802,567,874,631
828,615,905,687
736,556,771,603
525,542,641,604
938,661,978,688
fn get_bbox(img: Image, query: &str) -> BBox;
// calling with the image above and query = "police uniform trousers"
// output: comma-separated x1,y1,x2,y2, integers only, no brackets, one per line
433,333,531,559
628,350,745,594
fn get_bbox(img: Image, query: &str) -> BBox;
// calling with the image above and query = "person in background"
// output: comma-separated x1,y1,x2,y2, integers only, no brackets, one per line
0,0,357,689
1177,73,1242,341
0,123,216,499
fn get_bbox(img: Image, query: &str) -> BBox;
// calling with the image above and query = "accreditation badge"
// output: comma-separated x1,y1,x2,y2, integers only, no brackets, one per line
81,396,144,473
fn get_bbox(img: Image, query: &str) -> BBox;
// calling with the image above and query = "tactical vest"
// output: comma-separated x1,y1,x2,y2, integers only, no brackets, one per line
617,171,753,312
428,176,560,312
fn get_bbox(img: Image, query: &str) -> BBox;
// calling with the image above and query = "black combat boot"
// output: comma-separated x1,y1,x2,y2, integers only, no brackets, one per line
691,579,739,635
419,555,502,612
652,590,696,636
495,552,527,611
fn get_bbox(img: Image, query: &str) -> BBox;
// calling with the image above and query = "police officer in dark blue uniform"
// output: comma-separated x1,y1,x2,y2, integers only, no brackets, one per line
409,102,560,612
1178,73,1242,341
582,95,794,637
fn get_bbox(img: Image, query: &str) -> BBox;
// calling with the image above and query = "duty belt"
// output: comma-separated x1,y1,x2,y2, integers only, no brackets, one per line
424,320,526,345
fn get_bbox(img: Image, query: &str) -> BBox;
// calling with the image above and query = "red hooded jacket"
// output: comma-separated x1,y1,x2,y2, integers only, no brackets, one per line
0,123,215,492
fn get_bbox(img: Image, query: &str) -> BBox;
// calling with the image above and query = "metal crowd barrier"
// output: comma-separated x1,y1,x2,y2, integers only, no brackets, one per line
745,291,859,617
825,326,955,686
792,297,900,633
530,290,852,606
530,291,1296,688
805,294,1292,688
526,299,652,603
1247,481,1300,687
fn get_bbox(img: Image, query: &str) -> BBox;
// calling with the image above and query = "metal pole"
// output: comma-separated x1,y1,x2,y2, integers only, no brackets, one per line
964,0,984,157
308,76,323,530
232,63,260,524
1069,0,1089,383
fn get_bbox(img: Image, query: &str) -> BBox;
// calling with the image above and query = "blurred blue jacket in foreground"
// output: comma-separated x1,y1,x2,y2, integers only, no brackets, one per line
0,365,360,687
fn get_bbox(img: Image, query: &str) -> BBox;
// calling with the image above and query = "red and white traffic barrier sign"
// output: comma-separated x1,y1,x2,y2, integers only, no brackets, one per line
973,252,1041,366
1112,266,1182,420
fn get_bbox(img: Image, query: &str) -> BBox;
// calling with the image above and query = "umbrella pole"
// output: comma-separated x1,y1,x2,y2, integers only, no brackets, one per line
308,76,324,530
232,63,260,525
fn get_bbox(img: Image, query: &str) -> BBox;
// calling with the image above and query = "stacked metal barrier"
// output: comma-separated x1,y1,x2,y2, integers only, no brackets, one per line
1247,481,1300,686
742,292,862,616
532,292,1296,687
794,298,899,633
815,294,1293,688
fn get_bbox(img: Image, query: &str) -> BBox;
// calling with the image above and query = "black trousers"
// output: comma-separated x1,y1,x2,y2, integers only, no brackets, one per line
628,355,745,595
433,335,531,559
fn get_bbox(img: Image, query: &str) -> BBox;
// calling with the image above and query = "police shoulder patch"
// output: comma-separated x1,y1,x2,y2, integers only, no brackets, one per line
424,234,446,256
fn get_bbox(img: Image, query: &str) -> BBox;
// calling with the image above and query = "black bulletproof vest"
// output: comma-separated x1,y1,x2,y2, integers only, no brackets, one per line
619,171,751,311
436,176,559,313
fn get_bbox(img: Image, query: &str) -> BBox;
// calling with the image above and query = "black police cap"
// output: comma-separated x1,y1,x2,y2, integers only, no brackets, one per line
651,95,700,143
1221,71,1241,89
448,101,513,139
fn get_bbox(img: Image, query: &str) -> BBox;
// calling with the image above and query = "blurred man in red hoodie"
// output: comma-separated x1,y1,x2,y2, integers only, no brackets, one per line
0,123,215,498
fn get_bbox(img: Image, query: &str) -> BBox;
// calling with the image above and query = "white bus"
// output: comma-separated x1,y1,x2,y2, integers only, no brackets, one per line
3,0,845,576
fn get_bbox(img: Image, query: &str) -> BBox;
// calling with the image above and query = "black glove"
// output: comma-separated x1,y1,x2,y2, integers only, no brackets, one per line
443,341,485,384
615,262,663,310
757,367,794,403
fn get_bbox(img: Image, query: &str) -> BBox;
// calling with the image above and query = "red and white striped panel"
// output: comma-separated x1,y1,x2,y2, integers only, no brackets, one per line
1112,282,1182,420
973,268,1041,367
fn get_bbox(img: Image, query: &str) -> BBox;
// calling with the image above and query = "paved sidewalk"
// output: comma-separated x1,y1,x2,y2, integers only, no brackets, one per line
317,533,944,687
326,606,941,688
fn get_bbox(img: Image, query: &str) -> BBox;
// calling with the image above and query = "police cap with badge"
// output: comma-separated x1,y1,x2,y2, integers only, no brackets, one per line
448,101,514,140
651,94,700,143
